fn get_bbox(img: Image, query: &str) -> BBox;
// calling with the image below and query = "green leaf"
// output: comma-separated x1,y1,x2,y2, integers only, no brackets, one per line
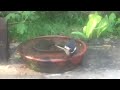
83,13,102,38
96,15,109,37
16,23,28,35
109,13,116,23
116,18,120,24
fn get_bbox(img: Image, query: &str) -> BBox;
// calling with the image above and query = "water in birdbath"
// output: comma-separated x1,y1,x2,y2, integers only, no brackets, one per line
33,39,66,53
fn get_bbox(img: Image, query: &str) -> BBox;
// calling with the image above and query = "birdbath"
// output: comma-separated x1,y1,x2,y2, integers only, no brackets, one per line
17,35,87,73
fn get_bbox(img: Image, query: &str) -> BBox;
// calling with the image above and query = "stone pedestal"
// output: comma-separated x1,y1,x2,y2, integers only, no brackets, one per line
0,17,9,62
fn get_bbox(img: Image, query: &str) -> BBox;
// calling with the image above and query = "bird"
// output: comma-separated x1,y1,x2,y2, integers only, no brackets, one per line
55,39,77,56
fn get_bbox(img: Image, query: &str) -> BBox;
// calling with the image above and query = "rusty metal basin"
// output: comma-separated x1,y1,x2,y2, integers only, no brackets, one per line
17,35,87,73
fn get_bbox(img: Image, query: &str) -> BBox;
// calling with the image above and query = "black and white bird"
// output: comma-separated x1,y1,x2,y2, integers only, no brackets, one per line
55,39,77,56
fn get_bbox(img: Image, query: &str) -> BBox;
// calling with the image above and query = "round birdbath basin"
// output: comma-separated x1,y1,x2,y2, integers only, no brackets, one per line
17,35,87,73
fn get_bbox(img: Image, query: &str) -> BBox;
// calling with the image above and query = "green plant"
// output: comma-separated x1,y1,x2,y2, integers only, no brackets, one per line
5,11,39,35
4,11,42,42
71,12,119,40
4,11,87,42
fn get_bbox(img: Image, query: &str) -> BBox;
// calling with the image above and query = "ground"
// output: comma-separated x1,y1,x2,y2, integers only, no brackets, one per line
0,38,120,79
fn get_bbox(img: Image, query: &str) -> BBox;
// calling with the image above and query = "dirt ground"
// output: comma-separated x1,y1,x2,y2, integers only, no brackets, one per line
0,38,120,79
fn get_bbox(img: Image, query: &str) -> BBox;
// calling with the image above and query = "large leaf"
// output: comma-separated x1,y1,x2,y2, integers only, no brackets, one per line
96,15,109,37
83,13,102,38
109,13,116,23
108,13,116,30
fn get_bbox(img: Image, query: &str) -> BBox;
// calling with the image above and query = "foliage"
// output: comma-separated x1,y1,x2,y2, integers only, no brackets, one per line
5,11,39,35
4,11,87,42
0,11,120,42
71,12,120,40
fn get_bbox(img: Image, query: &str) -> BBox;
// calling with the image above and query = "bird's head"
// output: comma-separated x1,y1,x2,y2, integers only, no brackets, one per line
55,39,77,56
64,46,71,56
64,45,77,56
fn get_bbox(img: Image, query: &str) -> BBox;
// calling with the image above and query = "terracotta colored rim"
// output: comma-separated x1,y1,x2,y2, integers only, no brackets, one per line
17,35,87,62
